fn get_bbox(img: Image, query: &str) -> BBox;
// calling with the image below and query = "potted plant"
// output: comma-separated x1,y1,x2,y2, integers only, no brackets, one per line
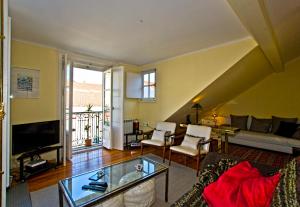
84,104,93,146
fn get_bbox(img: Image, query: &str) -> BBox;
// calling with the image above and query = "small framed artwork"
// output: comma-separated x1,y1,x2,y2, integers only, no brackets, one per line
12,67,40,98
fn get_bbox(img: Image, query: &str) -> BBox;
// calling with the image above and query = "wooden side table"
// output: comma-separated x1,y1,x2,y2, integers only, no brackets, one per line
124,130,143,149
219,126,240,154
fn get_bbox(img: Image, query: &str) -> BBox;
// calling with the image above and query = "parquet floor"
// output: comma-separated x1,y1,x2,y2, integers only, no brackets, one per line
25,144,292,192
26,146,163,192
26,145,201,192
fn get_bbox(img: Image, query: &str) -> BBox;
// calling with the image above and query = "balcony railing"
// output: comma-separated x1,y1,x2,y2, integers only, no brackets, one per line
71,111,103,149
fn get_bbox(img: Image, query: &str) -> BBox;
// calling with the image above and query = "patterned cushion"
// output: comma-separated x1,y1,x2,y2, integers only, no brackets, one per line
171,159,237,207
271,159,299,206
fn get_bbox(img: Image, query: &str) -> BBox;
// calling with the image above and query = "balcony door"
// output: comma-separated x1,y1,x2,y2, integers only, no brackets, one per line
63,64,104,156
103,67,124,150
0,1,3,204
0,1,10,206
62,60,124,161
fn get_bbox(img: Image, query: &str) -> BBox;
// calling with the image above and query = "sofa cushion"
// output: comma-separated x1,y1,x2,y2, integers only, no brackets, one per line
272,116,298,133
231,130,300,148
293,127,300,139
232,130,288,145
249,116,272,133
275,121,299,138
286,138,300,148
230,115,249,130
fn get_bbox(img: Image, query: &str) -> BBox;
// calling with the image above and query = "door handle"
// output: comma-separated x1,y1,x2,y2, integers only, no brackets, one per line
0,171,4,175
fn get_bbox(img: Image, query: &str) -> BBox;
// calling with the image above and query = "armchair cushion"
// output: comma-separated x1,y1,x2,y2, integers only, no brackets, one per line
151,130,166,142
183,125,212,152
170,145,207,156
181,134,204,150
156,122,176,134
141,139,171,147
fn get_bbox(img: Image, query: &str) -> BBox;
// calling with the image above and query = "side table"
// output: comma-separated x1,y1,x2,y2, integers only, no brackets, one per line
220,126,240,154
124,130,143,149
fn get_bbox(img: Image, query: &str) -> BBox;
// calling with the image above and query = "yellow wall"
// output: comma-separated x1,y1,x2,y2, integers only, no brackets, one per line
11,41,140,124
138,38,257,127
123,64,140,120
10,40,59,166
218,57,300,119
11,40,59,125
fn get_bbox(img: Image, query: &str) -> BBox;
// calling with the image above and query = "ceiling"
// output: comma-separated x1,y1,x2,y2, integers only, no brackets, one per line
265,0,300,63
9,0,249,65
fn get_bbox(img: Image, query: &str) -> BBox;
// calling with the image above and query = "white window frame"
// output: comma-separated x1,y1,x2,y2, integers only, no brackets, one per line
141,69,156,101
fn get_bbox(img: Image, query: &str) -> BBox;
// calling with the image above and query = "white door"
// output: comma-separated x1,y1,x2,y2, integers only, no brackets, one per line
102,67,124,150
103,69,112,149
111,66,124,150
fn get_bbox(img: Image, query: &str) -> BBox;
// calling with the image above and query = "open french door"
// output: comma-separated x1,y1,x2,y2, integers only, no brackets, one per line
102,69,112,149
0,1,9,206
102,67,124,150
61,55,73,162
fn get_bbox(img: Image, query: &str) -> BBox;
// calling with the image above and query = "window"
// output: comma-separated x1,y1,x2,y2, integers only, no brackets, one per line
142,69,156,100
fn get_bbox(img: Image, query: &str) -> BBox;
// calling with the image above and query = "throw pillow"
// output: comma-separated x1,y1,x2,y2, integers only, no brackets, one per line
292,127,300,139
237,173,280,207
271,116,298,133
181,134,204,150
275,121,299,138
151,130,166,141
203,161,281,207
249,116,272,133
230,115,249,130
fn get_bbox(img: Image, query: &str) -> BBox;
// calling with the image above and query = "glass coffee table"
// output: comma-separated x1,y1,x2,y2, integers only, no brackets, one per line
58,157,169,207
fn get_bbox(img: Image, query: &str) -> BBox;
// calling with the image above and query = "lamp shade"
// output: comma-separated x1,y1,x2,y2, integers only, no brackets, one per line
192,103,202,109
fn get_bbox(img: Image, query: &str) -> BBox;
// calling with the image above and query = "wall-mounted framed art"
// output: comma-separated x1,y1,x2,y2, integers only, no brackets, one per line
12,67,40,98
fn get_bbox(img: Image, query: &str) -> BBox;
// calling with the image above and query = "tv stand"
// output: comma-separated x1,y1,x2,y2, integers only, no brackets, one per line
17,145,63,181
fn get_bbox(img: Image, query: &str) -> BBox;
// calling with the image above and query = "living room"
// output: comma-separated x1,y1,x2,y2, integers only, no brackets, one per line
1,0,300,207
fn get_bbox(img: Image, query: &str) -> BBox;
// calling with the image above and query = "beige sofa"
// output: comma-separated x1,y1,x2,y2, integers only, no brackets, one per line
228,130,300,154
224,115,300,154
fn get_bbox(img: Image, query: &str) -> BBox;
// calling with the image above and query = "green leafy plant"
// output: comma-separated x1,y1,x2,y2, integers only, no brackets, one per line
85,104,93,139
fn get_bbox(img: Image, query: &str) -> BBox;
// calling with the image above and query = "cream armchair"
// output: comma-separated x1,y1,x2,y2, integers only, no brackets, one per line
169,125,212,176
141,122,176,162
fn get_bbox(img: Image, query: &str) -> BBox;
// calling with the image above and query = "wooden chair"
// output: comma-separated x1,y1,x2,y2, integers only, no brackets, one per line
168,125,212,176
140,122,176,162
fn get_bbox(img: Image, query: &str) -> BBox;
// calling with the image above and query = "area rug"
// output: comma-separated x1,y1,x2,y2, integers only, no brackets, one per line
30,154,198,207
228,144,292,168
7,182,32,207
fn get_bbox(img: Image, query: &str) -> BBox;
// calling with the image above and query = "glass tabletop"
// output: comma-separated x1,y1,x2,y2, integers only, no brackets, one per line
60,157,167,206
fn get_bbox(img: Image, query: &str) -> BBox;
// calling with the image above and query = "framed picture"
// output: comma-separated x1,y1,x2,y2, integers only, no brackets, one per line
12,67,40,98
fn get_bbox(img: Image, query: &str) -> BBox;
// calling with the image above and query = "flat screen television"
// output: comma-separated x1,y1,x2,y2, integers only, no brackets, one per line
12,120,60,155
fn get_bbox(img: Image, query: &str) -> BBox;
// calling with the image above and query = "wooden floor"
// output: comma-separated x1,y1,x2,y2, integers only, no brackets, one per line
27,147,203,192
21,143,293,192
26,146,198,192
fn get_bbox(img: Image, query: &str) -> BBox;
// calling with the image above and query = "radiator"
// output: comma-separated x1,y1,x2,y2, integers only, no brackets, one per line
124,119,134,134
